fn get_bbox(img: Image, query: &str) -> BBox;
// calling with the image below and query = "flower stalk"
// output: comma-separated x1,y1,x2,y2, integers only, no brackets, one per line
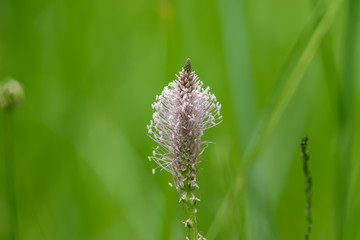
0,78,24,240
148,59,221,240
300,136,312,240
3,109,17,240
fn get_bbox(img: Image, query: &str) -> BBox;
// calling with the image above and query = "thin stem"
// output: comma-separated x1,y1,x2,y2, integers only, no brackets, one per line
182,187,200,240
185,195,198,240
4,109,17,240
301,136,312,240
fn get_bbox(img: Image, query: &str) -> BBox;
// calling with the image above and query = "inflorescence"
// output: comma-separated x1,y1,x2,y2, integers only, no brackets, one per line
147,58,222,193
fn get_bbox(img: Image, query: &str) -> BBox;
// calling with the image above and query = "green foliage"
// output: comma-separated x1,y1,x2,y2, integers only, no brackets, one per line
0,0,359,239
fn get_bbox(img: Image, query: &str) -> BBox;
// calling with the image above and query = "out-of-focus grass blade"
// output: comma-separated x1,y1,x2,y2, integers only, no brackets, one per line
335,0,359,238
207,0,344,238
216,0,258,150
73,109,163,240
242,0,343,170
40,84,164,240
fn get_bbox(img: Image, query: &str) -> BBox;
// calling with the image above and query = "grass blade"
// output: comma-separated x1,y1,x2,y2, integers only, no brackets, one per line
207,0,344,238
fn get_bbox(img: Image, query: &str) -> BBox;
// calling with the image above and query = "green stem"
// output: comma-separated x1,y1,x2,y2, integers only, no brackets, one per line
180,181,205,240
4,109,17,240
301,136,312,240
185,193,198,240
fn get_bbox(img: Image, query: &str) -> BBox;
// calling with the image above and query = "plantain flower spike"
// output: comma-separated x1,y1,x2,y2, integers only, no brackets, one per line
0,78,24,110
147,58,222,193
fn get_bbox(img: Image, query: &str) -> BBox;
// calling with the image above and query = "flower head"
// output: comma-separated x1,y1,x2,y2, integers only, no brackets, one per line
0,78,24,110
147,59,222,192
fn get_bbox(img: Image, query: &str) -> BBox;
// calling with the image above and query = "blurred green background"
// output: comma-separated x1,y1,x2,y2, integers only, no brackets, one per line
0,0,360,239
